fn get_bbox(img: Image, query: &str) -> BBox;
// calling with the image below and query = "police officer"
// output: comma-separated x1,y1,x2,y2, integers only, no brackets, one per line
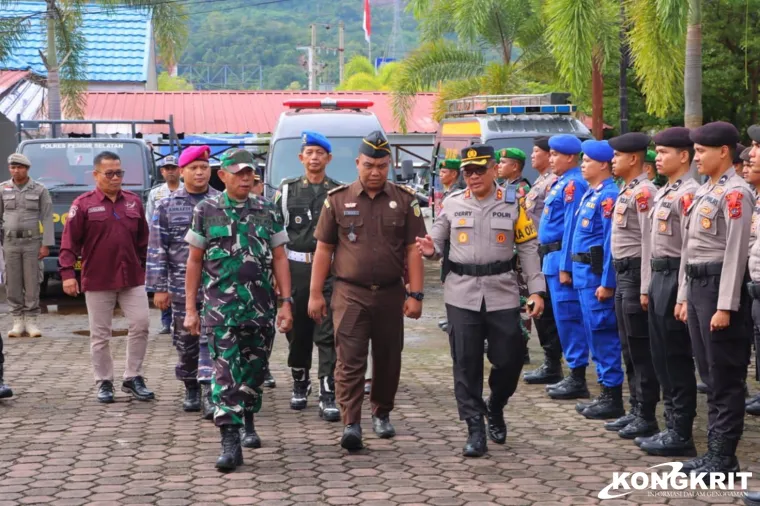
1,153,54,338
675,121,752,474
498,148,531,197
746,131,760,417
146,145,219,416
523,137,563,384
274,131,341,421
417,145,545,457
569,140,625,422
605,133,660,438
637,128,699,456
540,135,592,400
644,149,667,188
309,131,426,451
184,154,294,472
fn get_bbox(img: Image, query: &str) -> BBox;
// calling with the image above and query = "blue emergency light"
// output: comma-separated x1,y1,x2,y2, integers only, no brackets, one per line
486,104,577,115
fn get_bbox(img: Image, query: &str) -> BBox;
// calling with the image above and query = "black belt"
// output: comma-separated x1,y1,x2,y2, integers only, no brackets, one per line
539,241,562,256
335,277,401,291
5,230,39,239
748,282,760,300
572,253,592,265
450,259,515,277
685,262,723,279
651,257,680,272
613,257,642,273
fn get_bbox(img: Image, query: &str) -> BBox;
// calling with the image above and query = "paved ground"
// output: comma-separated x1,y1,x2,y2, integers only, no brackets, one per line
1,264,759,506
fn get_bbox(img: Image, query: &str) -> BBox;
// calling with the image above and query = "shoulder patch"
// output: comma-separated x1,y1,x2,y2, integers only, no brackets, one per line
327,185,348,196
564,181,576,202
727,190,744,219
680,193,694,216
601,197,615,218
635,188,651,212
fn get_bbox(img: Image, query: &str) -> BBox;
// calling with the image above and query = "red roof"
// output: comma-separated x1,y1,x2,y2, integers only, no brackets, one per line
79,91,439,135
0,70,31,95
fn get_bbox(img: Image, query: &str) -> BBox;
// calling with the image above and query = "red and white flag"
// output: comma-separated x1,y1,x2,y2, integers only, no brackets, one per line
363,0,371,43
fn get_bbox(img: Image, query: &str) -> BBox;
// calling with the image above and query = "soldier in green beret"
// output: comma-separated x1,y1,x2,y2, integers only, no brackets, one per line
644,149,667,188
497,148,531,197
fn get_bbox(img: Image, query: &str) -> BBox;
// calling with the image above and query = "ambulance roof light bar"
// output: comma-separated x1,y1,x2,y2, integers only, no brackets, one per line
485,104,578,115
283,98,374,111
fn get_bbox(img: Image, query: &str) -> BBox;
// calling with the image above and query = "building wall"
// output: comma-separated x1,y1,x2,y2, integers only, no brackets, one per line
146,31,158,91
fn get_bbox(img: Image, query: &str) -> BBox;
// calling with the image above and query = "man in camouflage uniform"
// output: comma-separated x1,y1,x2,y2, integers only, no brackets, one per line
185,151,293,472
274,131,342,421
146,145,219,416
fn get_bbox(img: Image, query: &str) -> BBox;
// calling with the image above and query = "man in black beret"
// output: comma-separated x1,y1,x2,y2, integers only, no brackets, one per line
675,121,753,474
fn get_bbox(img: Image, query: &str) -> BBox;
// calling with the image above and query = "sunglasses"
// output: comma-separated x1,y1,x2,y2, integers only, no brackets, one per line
98,170,125,179
462,166,489,178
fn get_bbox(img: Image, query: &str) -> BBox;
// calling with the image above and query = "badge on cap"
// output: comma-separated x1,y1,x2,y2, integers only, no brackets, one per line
467,149,477,159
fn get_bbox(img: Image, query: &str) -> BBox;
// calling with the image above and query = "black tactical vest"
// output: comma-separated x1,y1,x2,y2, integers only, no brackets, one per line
280,176,341,252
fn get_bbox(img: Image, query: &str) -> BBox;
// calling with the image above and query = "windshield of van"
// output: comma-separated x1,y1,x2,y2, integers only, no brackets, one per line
20,142,146,187
269,137,393,188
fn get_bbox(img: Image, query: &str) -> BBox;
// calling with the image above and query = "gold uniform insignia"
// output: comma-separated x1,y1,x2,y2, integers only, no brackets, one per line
701,217,712,229
458,232,468,243
467,149,477,158
581,218,590,227
458,218,466,225
496,232,506,243
659,221,667,232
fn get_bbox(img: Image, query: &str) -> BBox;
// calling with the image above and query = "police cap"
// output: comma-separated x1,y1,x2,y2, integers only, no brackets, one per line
460,144,494,167
689,121,740,147
581,140,614,163
359,130,392,158
158,155,179,169
7,153,30,167
439,159,461,171
652,127,692,148
741,147,752,162
608,132,651,153
301,130,332,153
748,124,760,143
533,136,551,152
548,134,582,155
734,143,746,164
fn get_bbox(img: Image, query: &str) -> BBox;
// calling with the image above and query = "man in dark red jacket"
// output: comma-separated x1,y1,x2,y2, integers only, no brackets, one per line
59,151,153,404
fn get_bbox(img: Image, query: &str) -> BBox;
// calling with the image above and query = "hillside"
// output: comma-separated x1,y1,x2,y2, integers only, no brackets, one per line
180,0,419,90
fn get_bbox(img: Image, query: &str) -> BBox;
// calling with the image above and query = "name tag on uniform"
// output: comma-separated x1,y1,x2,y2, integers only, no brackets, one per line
89,206,106,213
343,210,360,216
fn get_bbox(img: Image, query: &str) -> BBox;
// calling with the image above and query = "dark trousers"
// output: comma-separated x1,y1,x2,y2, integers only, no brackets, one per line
615,267,660,408
0,331,4,379
446,302,525,420
753,300,760,382
687,274,751,439
286,261,336,379
332,280,404,425
648,269,697,420
533,286,562,361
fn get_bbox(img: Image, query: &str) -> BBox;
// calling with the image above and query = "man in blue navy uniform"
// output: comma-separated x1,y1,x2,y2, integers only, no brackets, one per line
606,133,660,438
540,135,591,400
676,122,753,474
571,140,626,420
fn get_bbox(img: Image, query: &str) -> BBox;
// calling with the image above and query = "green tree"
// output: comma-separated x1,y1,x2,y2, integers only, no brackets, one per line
157,71,193,91
0,0,188,119
336,55,399,91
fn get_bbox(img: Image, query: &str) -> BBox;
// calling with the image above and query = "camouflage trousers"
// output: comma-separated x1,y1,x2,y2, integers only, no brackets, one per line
209,325,275,427
172,306,213,383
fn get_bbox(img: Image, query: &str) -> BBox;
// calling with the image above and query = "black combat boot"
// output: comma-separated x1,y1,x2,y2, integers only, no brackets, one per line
183,380,201,412
263,370,276,388
697,382,708,394
240,411,261,449
604,401,638,431
747,399,760,416
640,413,697,457
318,376,340,422
524,356,563,385
290,368,311,410
485,398,507,444
680,430,717,473
635,410,671,448
691,433,740,475
575,387,603,413
582,385,625,420
547,367,590,400
216,425,243,472
618,403,659,439
201,383,214,421
463,416,488,457
0,364,13,400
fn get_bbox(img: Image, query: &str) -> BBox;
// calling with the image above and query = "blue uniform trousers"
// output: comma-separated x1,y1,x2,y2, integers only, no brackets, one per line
546,274,588,369
578,288,623,387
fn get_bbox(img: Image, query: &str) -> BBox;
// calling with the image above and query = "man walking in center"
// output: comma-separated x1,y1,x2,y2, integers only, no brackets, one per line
1,153,54,338
308,131,426,451
146,145,219,415
60,151,154,403
274,131,342,421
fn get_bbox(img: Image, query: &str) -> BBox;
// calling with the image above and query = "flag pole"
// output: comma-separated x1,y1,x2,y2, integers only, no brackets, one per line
369,40,372,66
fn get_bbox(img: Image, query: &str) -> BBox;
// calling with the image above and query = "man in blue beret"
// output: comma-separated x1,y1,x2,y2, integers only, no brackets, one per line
274,130,343,422
570,140,624,422
539,135,592,400
676,121,752,475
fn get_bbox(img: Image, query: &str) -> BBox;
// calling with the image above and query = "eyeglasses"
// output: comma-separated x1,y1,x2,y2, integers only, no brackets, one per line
98,170,125,179
462,166,489,178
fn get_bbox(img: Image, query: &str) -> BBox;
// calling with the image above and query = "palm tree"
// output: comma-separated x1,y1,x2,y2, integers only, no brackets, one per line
335,55,399,91
0,0,187,119
391,0,552,132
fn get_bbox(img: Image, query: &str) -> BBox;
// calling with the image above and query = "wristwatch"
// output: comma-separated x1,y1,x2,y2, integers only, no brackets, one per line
407,291,425,301
278,296,294,304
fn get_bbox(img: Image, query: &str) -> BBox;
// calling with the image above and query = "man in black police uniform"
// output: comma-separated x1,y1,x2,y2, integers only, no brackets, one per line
275,131,342,421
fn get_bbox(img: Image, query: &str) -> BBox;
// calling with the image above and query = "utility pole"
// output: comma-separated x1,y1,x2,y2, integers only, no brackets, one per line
338,21,345,84
309,23,317,91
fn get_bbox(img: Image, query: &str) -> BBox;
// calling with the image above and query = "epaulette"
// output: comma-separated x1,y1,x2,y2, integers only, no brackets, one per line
448,188,467,199
122,189,139,197
398,184,416,196
280,176,301,187
327,185,349,195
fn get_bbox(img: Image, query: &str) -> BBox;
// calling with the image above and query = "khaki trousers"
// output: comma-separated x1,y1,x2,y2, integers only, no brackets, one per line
3,237,42,317
85,285,150,382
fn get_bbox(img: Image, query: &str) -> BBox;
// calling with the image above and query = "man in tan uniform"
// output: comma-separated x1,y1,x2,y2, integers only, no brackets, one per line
309,131,426,451
675,121,753,474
